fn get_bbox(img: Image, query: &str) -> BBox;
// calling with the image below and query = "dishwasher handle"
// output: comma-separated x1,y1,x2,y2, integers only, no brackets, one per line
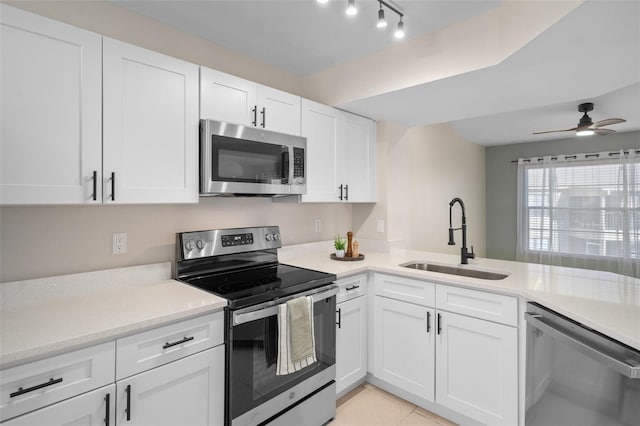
525,311,640,379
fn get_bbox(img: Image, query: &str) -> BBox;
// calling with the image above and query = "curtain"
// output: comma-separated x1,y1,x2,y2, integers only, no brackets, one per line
516,150,640,278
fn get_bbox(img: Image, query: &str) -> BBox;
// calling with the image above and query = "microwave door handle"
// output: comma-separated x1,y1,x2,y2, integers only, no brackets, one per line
233,285,338,326
288,146,294,185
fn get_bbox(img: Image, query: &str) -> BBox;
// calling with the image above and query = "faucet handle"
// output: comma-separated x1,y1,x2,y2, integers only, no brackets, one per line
468,245,476,259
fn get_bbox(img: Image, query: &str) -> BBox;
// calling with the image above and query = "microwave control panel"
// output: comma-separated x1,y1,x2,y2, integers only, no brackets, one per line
293,147,305,184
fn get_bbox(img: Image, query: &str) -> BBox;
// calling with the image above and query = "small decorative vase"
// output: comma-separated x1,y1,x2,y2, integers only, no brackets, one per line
335,249,345,258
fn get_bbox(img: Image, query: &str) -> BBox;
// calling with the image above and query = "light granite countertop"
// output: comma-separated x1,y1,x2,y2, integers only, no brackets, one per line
279,242,640,351
0,263,226,369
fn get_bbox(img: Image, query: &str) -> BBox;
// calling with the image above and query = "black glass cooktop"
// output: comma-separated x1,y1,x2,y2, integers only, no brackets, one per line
183,263,336,309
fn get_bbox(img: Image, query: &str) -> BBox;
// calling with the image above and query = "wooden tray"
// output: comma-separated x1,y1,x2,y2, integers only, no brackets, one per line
330,253,365,261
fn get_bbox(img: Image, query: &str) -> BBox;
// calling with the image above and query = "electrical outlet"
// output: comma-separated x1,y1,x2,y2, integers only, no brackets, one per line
377,219,385,233
112,232,127,254
314,219,322,233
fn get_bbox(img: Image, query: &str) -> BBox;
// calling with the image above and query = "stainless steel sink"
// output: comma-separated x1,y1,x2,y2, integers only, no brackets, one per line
400,262,509,280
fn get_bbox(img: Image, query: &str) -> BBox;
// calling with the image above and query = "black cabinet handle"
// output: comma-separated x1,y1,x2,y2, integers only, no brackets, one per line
163,336,194,349
336,308,342,329
427,311,431,333
104,393,110,426
10,377,63,398
110,172,115,201
125,384,131,421
260,107,266,128
345,285,360,291
252,105,257,126
345,184,349,201
437,313,442,335
339,184,343,201
92,170,97,201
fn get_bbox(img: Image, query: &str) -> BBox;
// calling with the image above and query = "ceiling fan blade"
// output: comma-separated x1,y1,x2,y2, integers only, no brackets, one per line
593,128,616,135
532,127,577,135
591,118,626,128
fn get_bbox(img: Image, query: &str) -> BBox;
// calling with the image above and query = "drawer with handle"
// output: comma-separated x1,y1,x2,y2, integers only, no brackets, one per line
336,273,368,304
116,311,223,380
0,341,115,422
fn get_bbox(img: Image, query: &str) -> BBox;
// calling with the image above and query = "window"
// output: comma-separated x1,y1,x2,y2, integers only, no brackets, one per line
517,151,640,278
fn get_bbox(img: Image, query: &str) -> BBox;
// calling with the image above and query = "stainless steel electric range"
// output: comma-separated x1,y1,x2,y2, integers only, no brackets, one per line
175,226,337,426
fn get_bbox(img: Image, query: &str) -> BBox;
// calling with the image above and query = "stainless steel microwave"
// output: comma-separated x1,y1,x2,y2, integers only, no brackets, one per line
200,119,306,196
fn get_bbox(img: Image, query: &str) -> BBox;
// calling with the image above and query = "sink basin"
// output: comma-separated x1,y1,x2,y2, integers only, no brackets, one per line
400,262,509,280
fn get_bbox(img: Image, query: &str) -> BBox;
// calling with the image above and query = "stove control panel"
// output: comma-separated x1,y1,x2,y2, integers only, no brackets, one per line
222,233,254,247
177,226,282,260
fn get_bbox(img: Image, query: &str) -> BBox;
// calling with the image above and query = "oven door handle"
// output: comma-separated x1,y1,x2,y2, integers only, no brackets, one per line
233,285,338,326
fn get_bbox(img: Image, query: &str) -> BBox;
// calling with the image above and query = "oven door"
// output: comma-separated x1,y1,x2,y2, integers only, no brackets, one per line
227,285,337,426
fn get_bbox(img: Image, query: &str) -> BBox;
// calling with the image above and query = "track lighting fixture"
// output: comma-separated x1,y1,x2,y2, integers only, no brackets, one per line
317,0,406,40
394,17,405,39
346,0,358,16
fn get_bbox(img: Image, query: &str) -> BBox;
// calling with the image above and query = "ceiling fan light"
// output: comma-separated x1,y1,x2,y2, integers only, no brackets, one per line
576,129,595,137
377,8,387,28
394,18,405,38
346,0,357,16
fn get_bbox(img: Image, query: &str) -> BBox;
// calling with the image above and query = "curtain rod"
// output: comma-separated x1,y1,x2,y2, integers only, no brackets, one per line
510,149,640,163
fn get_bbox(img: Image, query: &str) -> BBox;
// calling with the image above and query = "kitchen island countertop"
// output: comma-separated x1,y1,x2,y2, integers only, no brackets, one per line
279,242,640,351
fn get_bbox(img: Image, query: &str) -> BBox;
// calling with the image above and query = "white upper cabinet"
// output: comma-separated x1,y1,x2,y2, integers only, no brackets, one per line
301,99,376,203
1,6,198,205
103,38,199,204
200,67,301,136
301,99,340,202
340,112,376,202
0,4,102,205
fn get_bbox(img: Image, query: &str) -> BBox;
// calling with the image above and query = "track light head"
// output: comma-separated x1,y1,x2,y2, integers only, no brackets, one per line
346,0,358,16
394,18,405,39
377,7,387,28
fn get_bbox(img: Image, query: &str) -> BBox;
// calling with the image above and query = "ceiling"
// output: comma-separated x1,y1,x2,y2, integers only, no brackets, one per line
112,0,640,146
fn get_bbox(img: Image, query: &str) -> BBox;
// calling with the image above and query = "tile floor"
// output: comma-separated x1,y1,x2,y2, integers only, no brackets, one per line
329,384,458,426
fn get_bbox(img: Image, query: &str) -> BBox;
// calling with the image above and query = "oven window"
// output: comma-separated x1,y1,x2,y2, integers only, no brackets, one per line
211,135,288,184
228,297,336,421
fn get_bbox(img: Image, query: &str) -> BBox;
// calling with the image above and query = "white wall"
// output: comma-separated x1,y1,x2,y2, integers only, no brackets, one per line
354,122,486,256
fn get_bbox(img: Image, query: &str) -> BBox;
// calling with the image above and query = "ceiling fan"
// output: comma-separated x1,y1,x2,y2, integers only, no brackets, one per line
533,102,626,136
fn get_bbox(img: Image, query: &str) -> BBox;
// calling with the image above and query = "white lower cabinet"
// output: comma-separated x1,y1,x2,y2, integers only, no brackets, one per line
0,313,224,426
336,296,368,395
372,273,519,425
435,311,518,425
116,346,224,426
374,297,435,402
2,385,115,426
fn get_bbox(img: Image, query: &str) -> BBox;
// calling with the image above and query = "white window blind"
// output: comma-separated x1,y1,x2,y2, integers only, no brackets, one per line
516,150,640,278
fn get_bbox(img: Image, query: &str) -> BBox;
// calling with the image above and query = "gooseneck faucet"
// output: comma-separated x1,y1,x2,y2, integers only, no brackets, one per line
448,197,475,264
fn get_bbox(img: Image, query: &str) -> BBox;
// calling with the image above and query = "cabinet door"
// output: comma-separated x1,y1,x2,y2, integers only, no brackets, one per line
300,99,340,202
103,37,198,204
116,346,224,426
257,85,301,136
339,112,376,202
374,297,435,402
0,4,102,205
336,296,367,395
436,311,518,426
200,67,257,126
2,385,115,426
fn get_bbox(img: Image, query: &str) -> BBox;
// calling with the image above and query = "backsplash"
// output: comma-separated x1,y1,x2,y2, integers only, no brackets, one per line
0,198,352,282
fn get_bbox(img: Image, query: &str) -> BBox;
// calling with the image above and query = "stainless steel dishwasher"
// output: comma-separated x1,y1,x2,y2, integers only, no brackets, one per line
525,302,640,426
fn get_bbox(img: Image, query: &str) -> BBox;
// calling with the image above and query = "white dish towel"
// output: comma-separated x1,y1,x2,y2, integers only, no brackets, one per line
276,296,316,375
